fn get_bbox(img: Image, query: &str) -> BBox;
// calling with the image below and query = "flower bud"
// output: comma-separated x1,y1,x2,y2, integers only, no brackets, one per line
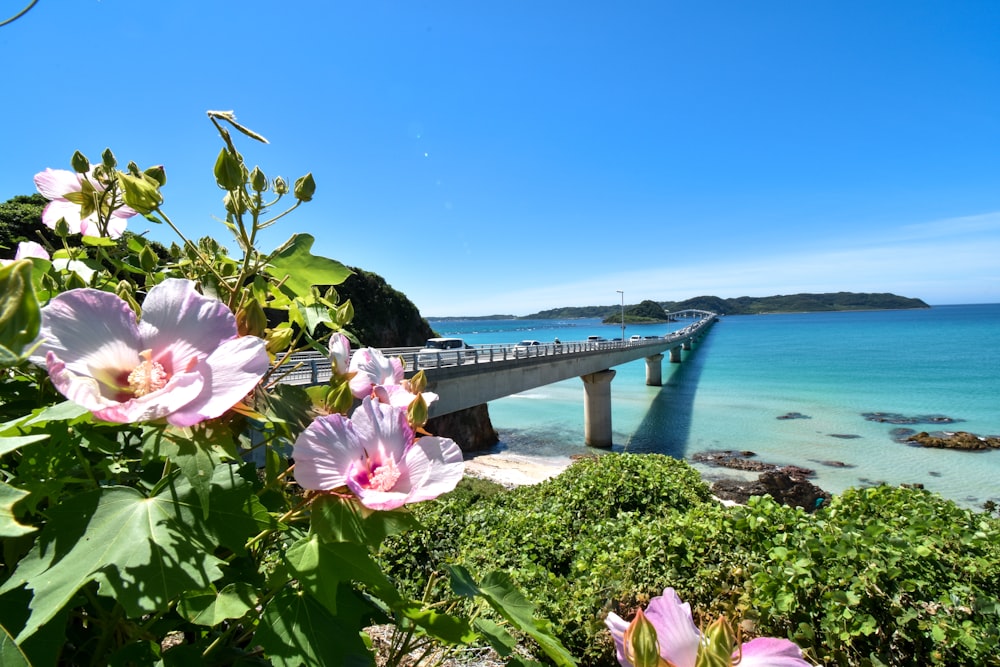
698,616,737,667
138,245,158,272
624,609,661,667
144,165,167,186
274,176,289,195
407,393,428,428
53,217,71,238
119,172,163,214
237,299,268,338
71,151,90,174
214,148,245,190
65,270,88,290
101,148,117,170
266,326,295,355
249,166,268,192
293,173,315,202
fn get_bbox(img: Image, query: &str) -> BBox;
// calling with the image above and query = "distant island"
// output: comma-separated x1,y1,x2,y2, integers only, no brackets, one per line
522,292,930,321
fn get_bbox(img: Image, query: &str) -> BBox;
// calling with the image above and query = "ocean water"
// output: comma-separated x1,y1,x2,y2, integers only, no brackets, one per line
428,304,1000,510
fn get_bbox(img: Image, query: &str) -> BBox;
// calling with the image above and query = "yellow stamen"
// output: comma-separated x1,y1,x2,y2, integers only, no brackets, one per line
127,349,168,397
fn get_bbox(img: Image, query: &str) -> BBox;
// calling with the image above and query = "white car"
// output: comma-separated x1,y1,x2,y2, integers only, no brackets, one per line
512,339,542,357
416,337,467,366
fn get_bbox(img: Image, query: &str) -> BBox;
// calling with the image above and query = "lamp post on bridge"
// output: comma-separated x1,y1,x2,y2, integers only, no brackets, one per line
616,290,625,342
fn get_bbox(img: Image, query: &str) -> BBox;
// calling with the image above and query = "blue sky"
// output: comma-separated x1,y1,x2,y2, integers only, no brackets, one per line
2,1,998,316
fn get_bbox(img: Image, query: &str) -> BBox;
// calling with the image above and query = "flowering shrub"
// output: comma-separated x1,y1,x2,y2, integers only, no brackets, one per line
0,112,574,665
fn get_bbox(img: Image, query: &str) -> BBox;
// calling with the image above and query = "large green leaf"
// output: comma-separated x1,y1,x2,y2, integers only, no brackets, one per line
0,482,35,537
0,435,48,458
265,234,352,298
1,464,256,641
0,401,91,436
309,494,420,550
256,586,374,666
141,424,239,517
285,534,399,615
448,566,577,667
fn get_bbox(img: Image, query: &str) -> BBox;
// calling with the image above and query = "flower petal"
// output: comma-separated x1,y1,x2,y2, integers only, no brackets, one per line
604,612,633,667
292,413,359,491
350,397,413,462
164,336,269,427
737,638,811,667
644,588,701,667
31,288,142,391
398,435,464,503
41,200,84,234
138,279,240,373
93,372,205,424
14,241,49,261
34,168,80,200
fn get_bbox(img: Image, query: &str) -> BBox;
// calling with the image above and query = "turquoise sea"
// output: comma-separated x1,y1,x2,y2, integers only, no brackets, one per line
428,304,1000,510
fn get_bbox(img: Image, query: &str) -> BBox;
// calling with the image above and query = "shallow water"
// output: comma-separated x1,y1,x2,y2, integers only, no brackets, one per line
429,304,1000,509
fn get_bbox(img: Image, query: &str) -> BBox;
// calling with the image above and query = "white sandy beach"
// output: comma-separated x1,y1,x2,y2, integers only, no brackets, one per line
462,451,575,487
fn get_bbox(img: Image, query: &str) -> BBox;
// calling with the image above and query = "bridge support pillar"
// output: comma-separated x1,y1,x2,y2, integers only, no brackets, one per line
582,369,616,448
645,354,664,386
669,346,682,363
682,341,692,351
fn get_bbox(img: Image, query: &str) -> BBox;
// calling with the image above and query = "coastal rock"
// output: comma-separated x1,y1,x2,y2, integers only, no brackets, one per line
711,471,830,513
811,459,855,469
777,412,810,420
904,431,1000,451
863,412,960,425
692,450,815,477
426,404,499,452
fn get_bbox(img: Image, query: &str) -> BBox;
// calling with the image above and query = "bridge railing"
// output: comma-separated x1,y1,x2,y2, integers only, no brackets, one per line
270,314,717,384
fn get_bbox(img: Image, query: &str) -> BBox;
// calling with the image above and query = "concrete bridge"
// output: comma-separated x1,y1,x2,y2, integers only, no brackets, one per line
278,309,717,447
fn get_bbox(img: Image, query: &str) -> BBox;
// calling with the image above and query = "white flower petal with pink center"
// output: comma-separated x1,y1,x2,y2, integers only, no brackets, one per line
348,347,404,398
30,279,269,426
605,588,809,667
329,333,351,375
33,167,137,239
292,397,464,510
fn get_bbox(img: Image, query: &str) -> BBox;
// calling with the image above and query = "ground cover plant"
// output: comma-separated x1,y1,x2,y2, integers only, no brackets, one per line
380,454,1000,666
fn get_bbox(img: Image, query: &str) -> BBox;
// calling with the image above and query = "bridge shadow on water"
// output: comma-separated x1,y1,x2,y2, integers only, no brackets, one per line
619,333,716,460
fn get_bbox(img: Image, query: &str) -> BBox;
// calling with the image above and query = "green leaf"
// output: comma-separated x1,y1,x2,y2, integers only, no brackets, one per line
0,435,49,458
0,260,40,361
285,535,400,615
255,586,374,666
141,424,238,517
265,234,352,298
1,465,256,640
395,602,477,646
0,401,91,436
0,482,35,537
448,566,577,667
0,622,30,667
474,618,517,657
80,235,118,247
177,583,258,626
309,494,420,550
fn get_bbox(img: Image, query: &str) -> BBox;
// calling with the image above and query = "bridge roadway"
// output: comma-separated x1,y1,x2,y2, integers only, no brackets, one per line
277,310,717,447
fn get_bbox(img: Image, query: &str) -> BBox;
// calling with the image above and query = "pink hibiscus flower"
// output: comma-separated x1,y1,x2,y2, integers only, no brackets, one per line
30,278,269,426
605,588,810,667
347,346,404,398
34,167,137,238
292,397,464,510
0,241,50,266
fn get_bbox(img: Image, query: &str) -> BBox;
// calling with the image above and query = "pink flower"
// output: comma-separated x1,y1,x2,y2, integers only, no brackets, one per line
604,588,810,667
34,167,137,238
30,278,269,426
292,397,464,510
372,383,439,410
1,242,50,266
348,347,403,398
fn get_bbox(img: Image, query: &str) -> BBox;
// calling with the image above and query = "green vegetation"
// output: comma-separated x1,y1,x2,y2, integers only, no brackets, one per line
379,454,1000,666
602,299,670,324
523,292,929,319
662,292,930,315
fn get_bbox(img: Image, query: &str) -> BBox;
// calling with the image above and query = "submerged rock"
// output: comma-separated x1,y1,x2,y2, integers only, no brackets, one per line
777,412,811,420
863,412,961,425
692,450,815,477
